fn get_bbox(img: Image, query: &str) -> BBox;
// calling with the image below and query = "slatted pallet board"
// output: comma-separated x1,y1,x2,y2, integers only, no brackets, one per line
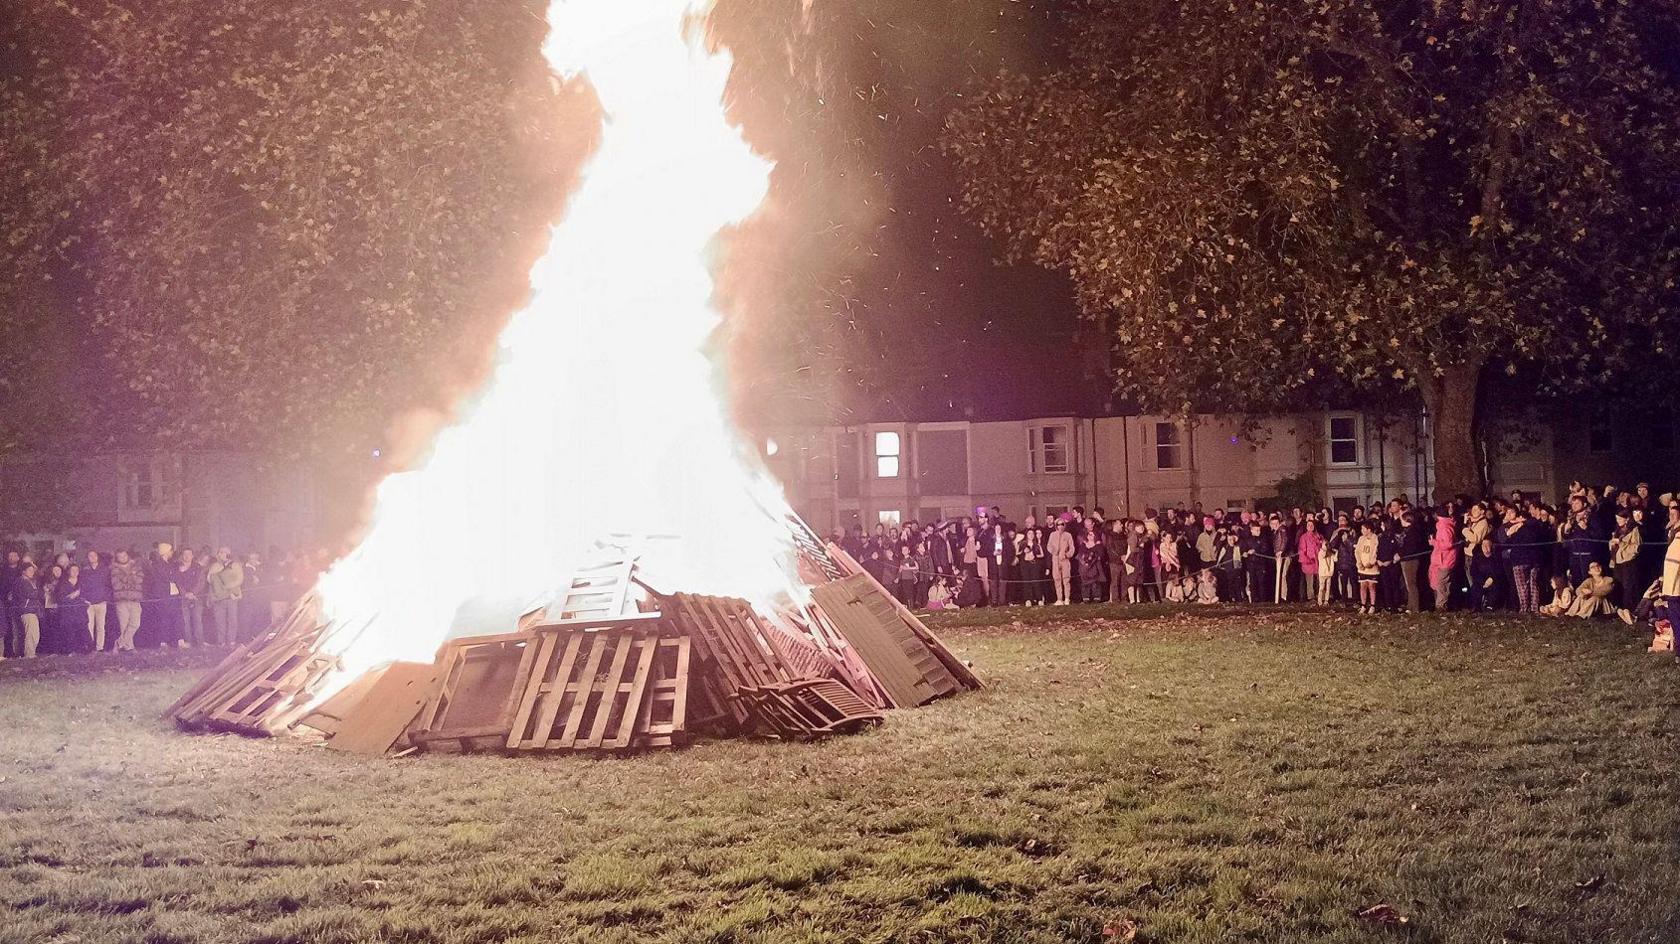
208,644,341,735
740,678,882,739
171,627,327,728
552,558,636,622
634,636,690,748
809,573,964,708
409,631,536,753
824,543,982,692
506,622,667,751
326,661,440,756
665,594,791,689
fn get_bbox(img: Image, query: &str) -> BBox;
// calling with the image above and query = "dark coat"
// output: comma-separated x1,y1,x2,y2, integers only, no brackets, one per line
80,564,112,604
1076,540,1109,584
7,575,42,616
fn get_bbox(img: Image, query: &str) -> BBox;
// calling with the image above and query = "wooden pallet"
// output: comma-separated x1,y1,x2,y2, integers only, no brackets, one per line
506,621,666,751
207,641,341,735
664,594,792,690
740,677,883,739
809,573,966,708
325,661,439,756
824,544,982,692
551,558,636,622
634,635,691,748
295,661,391,737
408,631,536,753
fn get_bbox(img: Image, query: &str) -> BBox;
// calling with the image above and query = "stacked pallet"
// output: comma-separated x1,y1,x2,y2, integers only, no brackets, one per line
164,594,353,736
170,527,979,757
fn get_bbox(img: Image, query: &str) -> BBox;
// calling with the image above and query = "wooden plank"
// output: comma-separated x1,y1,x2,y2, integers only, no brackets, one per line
326,662,440,756
608,634,660,749
669,635,690,736
812,577,929,707
505,630,561,748
411,634,533,751
581,631,638,749
556,632,610,747
515,631,583,750
295,662,391,735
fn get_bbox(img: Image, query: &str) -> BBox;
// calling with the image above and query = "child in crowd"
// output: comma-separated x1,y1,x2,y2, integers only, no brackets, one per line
1355,521,1380,613
925,576,956,611
1468,538,1501,611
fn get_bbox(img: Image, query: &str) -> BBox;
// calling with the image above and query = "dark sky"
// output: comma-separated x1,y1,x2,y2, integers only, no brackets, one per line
715,0,1099,427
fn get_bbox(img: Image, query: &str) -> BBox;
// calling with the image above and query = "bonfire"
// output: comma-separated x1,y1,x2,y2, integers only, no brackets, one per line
167,0,977,755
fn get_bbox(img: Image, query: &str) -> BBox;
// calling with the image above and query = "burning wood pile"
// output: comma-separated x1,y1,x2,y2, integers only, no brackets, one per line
168,532,979,757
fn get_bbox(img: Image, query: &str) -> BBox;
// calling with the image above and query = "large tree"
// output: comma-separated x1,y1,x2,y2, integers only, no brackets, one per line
1,0,594,456
945,0,1680,498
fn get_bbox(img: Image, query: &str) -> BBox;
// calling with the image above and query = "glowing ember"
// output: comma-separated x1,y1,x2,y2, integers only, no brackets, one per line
315,0,799,680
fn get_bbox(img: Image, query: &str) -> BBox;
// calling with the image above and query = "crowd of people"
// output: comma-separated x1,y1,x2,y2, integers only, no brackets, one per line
0,543,330,660
9,479,1679,660
835,480,1680,638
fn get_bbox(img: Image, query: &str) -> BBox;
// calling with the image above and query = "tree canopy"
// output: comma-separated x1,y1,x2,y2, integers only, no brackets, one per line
945,0,1680,496
1,0,594,456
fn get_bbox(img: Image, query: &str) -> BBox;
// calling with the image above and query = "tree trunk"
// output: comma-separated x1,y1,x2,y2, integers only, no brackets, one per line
1421,362,1485,503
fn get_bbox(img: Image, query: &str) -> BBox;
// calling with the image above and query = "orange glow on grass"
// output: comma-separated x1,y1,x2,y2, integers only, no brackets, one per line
314,0,800,680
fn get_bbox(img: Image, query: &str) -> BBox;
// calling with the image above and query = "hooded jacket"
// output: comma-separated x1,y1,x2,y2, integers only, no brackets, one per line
110,558,145,602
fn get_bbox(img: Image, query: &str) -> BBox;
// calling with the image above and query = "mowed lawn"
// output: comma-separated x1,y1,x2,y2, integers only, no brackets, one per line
2,608,1678,944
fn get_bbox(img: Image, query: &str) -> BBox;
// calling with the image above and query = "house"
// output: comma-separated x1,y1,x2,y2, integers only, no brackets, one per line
0,451,329,559
762,411,1441,533
764,405,1680,534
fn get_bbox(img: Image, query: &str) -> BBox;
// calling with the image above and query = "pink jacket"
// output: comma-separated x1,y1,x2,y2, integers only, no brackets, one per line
1297,529,1324,575
1430,517,1460,571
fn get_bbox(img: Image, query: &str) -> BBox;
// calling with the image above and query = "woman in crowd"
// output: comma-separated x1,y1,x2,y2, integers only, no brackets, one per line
1297,518,1324,605
1608,509,1643,616
1376,517,1404,612
1429,508,1460,612
1076,528,1108,603
1158,528,1182,602
1017,517,1048,606
56,564,87,653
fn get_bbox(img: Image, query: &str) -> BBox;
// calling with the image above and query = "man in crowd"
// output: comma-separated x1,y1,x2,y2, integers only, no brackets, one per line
6,562,42,658
1047,518,1075,606
144,542,184,648
110,549,144,652
0,548,18,657
207,547,244,647
82,550,111,652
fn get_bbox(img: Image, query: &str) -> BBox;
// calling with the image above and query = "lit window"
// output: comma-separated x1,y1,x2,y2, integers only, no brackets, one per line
878,509,901,527
1328,416,1359,465
1029,425,1071,473
875,431,901,478
1155,422,1183,470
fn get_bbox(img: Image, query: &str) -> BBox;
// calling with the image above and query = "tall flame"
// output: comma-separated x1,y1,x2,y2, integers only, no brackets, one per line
315,0,797,678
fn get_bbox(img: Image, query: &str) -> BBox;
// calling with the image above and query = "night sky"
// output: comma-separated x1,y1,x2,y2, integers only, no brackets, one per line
715,0,1099,427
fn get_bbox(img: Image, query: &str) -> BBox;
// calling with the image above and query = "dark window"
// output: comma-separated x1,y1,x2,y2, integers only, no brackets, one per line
1328,416,1359,465
1588,425,1613,454
1154,422,1183,470
835,432,860,499
1030,425,1072,473
915,429,969,495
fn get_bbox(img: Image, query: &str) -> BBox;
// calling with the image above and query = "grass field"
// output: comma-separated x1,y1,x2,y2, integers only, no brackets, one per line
1,606,1677,944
